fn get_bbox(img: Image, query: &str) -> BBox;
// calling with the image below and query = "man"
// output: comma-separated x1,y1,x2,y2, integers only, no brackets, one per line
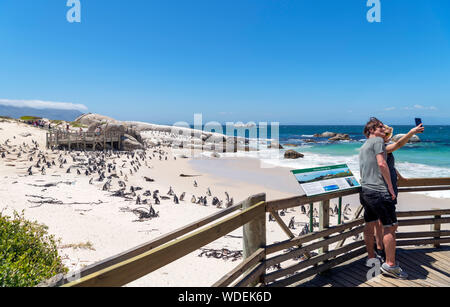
359,117,407,279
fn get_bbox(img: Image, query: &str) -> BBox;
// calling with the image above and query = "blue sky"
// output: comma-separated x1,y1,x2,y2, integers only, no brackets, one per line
0,0,449,125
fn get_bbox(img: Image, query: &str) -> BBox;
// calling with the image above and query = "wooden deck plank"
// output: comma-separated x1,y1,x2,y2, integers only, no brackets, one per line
407,250,450,278
395,252,443,287
412,249,450,271
291,247,449,287
340,262,379,287
319,269,360,287
427,251,450,270
332,267,371,287
396,251,449,286
338,255,390,287
403,253,450,285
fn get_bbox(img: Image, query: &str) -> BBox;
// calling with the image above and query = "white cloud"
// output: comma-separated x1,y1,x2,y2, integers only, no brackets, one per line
402,105,437,111
384,107,396,111
0,99,88,111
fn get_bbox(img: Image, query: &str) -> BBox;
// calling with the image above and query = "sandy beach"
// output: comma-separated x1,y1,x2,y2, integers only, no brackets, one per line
1,119,449,287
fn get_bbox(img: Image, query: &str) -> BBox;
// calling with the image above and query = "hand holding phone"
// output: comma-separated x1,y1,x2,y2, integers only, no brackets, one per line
413,118,425,134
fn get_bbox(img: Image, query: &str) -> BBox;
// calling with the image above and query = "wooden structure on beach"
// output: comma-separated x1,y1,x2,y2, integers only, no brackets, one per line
46,131,123,151
42,177,450,287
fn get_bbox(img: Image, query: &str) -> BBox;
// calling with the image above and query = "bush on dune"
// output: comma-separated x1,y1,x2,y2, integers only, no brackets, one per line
19,116,42,121
0,210,68,287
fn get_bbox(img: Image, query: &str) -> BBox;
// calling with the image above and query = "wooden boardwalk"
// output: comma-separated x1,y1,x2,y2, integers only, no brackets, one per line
292,245,450,287
46,131,123,151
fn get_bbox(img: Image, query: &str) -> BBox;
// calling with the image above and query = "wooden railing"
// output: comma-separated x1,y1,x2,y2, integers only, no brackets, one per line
46,131,123,150
44,177,450,287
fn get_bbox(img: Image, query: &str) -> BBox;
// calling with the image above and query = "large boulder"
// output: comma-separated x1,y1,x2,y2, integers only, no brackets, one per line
314,132,337,138
392,134,421,143
328,134,351,142
121,134,144,151
284,150,304,159
75,113,117,126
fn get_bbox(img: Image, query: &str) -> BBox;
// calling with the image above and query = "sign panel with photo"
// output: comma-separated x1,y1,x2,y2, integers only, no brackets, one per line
291,164,361,197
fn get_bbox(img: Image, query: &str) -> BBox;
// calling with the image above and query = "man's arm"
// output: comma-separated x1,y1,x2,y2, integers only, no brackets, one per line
376,153,396,200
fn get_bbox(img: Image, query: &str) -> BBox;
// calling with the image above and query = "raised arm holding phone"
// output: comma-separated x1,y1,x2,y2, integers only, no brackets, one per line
358,117,424,280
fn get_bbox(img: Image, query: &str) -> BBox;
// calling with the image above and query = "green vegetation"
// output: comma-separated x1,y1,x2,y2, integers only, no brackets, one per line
20,116,42,121
0,210,68,287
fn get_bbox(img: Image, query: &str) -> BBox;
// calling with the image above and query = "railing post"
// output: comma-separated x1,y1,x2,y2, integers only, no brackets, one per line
432,209,441,248
319,200,330,255
243,193,266,286
309,203,314,233
338,197,342,225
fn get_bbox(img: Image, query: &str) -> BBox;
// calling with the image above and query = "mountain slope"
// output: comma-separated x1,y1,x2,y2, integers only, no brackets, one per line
0,105,84,121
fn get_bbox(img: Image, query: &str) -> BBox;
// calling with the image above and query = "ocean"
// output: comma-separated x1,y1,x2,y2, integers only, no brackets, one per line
206,125,450,199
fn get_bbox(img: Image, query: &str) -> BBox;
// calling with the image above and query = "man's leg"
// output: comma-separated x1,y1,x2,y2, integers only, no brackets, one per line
374,220,384,250
364,221,377,259
383,225,397,266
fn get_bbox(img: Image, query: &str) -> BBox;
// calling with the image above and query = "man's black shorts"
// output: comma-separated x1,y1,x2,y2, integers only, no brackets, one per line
360,188,398,227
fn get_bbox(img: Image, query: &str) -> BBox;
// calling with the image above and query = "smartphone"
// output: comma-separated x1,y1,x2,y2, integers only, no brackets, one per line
415,118,422,126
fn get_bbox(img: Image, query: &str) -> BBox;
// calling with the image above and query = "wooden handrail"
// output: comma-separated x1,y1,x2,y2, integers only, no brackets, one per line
265,218,364,255
47,177,450,288
265,226,365,269
398,177,450,187
51,200,244,286
213,248,265,287
62,201,266,287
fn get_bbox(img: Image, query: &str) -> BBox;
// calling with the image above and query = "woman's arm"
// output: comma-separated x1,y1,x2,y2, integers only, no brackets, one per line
386,124,424,153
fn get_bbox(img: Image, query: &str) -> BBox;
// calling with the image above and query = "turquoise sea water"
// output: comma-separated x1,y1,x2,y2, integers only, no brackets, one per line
191,124,450,198
278,125,450,169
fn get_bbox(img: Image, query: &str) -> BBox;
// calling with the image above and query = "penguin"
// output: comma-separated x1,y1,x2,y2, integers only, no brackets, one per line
179,192,185,201
207,188,212,196
191,195,197,203
288,217,296,230
153,195,160,205
193,180,198,187
212,197,219,207
173,194,179,204
167,186,174,195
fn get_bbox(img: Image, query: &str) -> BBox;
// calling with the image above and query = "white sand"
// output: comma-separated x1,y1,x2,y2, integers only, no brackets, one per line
1,119,449,287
